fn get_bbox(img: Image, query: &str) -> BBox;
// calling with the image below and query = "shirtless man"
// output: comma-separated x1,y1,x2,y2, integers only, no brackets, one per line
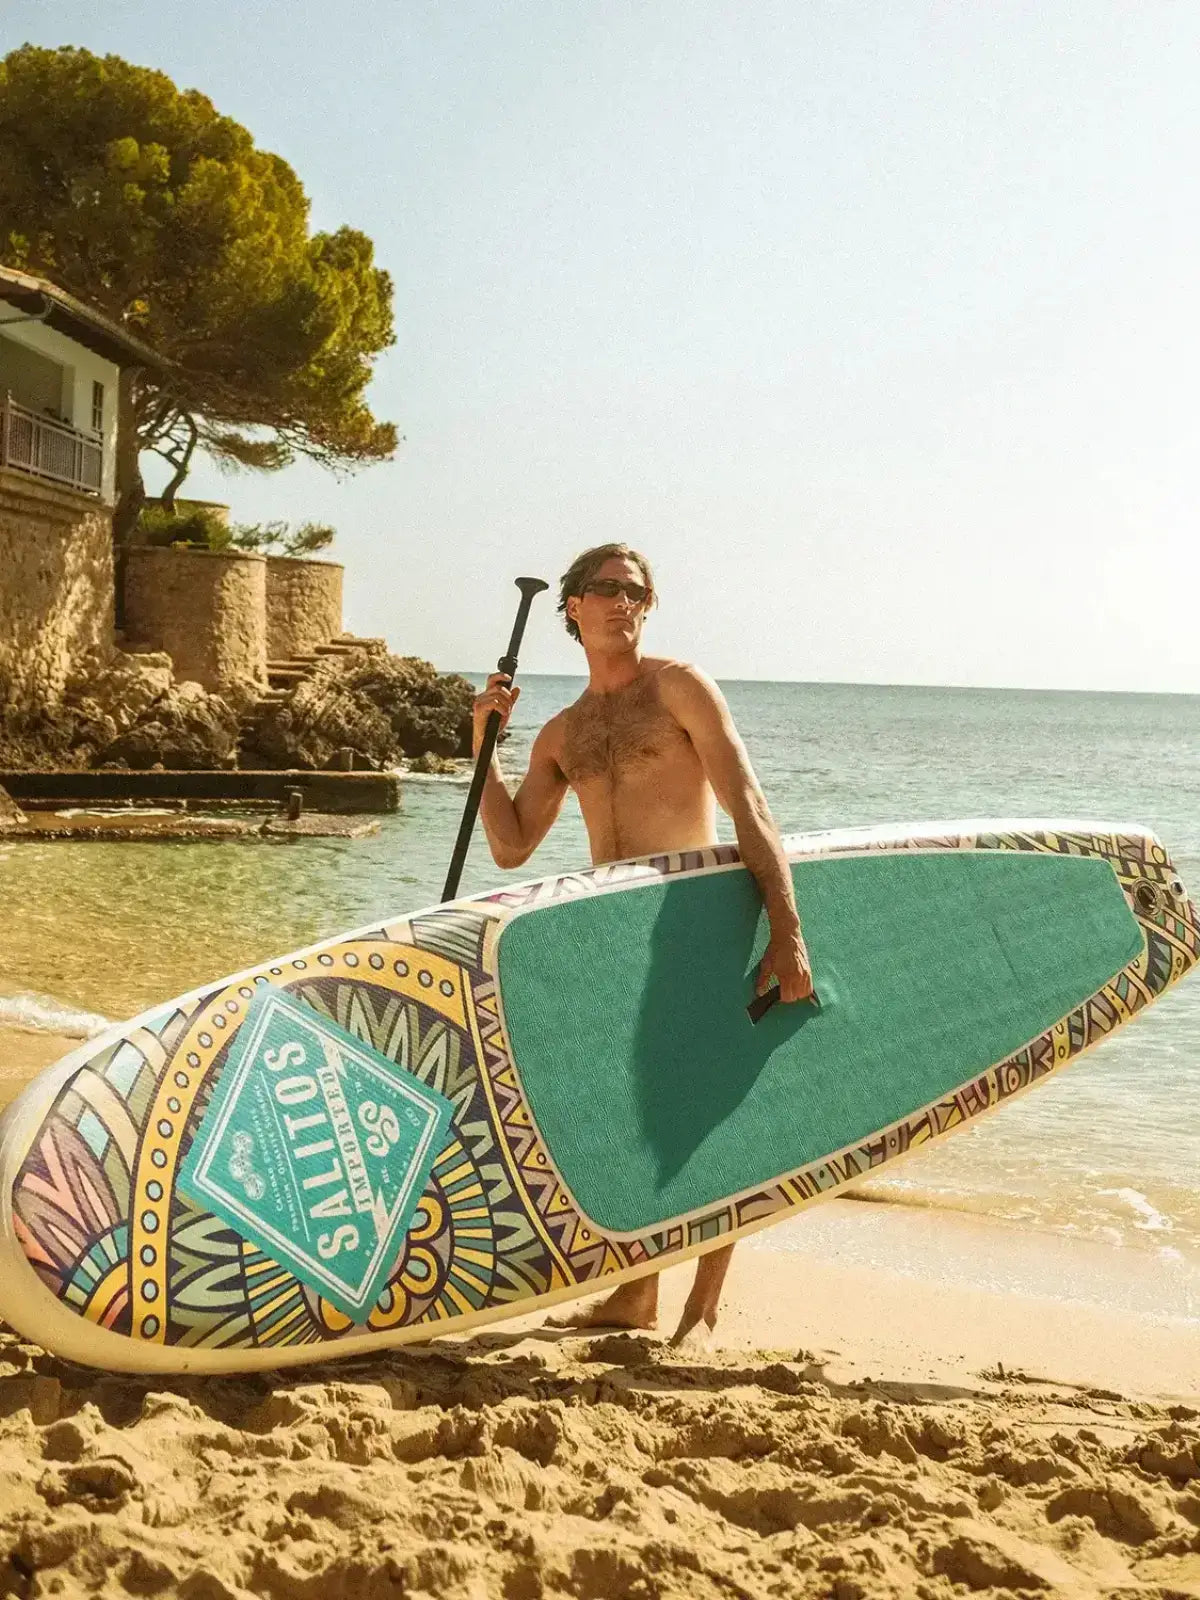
473,543,813,1343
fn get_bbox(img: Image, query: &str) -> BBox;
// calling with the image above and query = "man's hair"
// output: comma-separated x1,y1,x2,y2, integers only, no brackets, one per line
557,544,657,644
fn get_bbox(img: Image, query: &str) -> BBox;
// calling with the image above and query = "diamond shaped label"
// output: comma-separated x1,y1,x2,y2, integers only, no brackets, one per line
179,985,454,1321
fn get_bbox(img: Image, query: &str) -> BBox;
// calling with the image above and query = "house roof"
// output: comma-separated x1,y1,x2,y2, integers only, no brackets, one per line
0,265,167,370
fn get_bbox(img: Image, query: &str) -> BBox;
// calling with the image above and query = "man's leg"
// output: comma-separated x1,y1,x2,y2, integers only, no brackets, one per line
671,1243,734,1345
546,1271,661,1330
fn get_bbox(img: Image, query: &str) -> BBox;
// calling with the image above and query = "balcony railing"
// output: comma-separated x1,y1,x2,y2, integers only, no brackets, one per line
0,393,103,497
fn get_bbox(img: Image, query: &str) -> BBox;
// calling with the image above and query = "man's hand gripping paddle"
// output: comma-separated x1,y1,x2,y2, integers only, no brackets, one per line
441,577,549,904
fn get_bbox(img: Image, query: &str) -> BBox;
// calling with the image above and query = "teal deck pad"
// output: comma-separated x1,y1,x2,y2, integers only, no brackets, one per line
180,987,454,1320
496,851,1142,1234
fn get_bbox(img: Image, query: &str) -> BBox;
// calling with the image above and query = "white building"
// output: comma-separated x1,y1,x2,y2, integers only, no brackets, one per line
0,267,165,717
0,265,161,505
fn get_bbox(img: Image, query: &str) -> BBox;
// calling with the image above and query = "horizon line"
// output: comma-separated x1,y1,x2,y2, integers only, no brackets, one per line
451,671,1200,699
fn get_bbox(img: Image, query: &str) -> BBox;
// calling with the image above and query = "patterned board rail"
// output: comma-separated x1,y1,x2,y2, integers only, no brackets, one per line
1,820,1196,1373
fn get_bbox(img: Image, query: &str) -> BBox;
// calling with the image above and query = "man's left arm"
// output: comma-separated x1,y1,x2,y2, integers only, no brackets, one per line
660,666,813,1002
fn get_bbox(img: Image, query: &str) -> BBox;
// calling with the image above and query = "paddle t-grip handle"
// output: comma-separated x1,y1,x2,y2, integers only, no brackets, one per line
442,577,550,903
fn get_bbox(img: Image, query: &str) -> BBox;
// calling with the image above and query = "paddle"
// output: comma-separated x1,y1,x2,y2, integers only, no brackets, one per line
441,576,549,903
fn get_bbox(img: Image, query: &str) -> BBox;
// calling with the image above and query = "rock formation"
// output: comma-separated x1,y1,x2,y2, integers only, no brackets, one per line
0,783,27,827
242,653,475,771
0,651,242,771
0,646,475,773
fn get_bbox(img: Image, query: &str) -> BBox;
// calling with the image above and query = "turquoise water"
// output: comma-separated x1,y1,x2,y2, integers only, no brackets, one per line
2,676,1199,1271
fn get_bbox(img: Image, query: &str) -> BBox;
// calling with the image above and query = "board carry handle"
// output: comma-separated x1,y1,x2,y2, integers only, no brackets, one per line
442,576,550,903
747,986,820,1024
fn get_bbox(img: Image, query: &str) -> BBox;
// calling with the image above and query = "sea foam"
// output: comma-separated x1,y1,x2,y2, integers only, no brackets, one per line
0,990,111,1039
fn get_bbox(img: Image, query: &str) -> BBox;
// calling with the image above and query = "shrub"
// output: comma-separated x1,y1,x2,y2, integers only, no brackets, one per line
134,508,335,557
135,504,232,550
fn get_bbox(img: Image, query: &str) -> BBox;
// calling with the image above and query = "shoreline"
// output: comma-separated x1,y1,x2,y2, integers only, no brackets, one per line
482,1200,1200,1404
735,1203,1200,1401
0,1024,84,1109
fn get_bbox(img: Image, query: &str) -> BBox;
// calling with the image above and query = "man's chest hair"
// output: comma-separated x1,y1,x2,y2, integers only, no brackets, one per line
560,678,687,783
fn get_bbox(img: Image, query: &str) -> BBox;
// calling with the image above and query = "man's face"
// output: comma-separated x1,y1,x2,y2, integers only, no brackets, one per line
566,556,652,654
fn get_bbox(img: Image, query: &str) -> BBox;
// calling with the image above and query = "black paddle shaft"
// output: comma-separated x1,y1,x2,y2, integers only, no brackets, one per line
441,577,549,903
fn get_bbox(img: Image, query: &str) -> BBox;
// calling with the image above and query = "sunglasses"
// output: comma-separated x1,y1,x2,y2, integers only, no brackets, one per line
581,578,651,604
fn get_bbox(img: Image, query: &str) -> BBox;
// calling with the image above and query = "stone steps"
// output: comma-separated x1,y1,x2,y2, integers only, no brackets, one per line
315,635,386,656
239,635,385,760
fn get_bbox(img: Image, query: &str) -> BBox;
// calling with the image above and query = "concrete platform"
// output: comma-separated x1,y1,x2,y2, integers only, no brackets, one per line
0,769,400,813
0,810,380,842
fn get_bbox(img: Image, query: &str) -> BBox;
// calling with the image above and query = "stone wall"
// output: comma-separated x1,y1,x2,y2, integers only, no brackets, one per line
124,546,267,696
265,557,344,660
0,470,114,714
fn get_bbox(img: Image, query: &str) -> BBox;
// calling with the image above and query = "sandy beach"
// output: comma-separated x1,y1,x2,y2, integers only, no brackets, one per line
0,1259,1197,1598
2,1024,1199,1597
0,1026,77,1112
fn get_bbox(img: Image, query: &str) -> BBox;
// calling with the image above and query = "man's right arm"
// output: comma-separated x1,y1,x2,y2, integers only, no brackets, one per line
473,674,568,869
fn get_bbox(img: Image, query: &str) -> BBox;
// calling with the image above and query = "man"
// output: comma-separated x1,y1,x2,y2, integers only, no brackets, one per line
473,543,812,1343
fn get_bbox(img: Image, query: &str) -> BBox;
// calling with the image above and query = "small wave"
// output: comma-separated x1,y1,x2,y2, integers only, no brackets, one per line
391,766,473,786
845,1180,1000,1219
0,989,111,1039
54,807,178,819
850,1177,1194,1255
1096,1187,1175,1233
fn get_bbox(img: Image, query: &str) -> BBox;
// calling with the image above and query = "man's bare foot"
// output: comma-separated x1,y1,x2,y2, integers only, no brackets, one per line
545,1276,660,1332
669,1242,733,1347
669,1298,718,1348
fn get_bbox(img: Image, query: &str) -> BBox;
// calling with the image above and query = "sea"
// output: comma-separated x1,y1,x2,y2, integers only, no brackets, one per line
2,677,1199,1310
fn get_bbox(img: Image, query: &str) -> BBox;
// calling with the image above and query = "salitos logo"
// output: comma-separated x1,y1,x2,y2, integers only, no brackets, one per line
179,986,454,1321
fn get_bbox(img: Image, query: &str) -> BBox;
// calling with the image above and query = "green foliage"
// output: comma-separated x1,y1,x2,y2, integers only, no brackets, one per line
0,45,398,524
134,506,335,558
225,520,335,558
135,503,232,550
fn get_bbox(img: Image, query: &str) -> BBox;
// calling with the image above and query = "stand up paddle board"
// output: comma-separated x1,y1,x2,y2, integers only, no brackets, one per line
1,819,1195,1374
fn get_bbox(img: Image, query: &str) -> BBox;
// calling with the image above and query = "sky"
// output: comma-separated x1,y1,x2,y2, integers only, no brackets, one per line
4,1,1199,690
